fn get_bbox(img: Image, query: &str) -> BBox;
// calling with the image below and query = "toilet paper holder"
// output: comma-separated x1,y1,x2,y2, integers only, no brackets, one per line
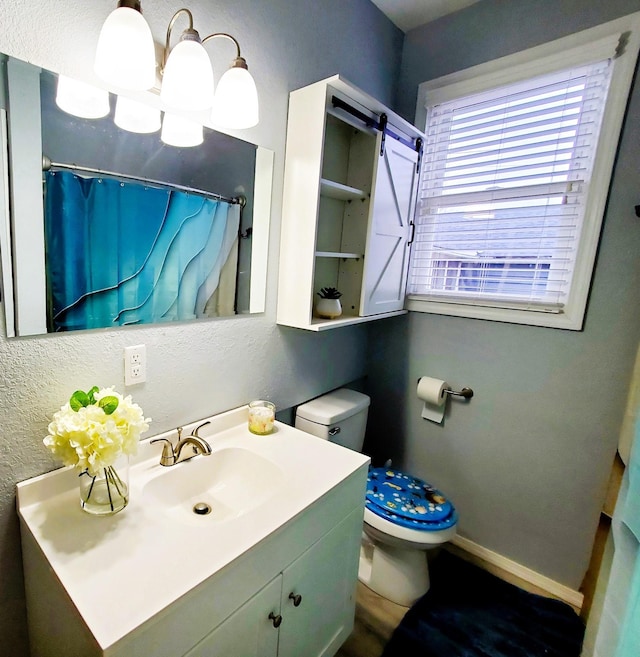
416,379,474,399
444,386,474,399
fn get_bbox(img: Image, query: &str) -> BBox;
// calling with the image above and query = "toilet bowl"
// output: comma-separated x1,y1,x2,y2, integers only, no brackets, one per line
361,466,457,604
295,388,458,606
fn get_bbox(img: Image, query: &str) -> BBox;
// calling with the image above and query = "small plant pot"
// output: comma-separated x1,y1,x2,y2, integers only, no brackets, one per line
316,297,342,319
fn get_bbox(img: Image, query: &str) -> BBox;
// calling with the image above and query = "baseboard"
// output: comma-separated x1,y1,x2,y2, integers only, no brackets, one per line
447,535,584,612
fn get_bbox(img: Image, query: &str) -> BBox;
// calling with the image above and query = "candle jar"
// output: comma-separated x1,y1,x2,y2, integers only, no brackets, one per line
248,400,276,435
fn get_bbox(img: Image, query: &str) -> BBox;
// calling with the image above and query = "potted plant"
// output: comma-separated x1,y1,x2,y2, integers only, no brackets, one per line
316,287,343,319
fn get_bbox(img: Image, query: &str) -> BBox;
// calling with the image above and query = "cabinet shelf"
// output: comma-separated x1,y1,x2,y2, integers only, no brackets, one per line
307,310,407,331
315,251,362,259
320,178,366,201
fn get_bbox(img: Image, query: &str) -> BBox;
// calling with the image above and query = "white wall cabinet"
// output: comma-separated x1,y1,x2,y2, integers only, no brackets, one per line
277,75,423,331
186,510,361,657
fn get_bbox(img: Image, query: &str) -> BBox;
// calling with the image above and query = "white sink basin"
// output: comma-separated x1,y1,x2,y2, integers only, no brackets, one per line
141,446,284,524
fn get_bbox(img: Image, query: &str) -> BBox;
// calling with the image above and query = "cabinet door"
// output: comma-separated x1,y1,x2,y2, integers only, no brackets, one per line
278,509,362,657
360,135,418,316
184,576,281,657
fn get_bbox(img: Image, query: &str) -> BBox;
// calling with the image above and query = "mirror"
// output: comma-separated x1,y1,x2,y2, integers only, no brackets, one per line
0,54,273,337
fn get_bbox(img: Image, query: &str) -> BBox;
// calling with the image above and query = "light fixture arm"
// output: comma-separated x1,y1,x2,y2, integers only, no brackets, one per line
155,7,258,129
202,32,246,68
162,8,200,73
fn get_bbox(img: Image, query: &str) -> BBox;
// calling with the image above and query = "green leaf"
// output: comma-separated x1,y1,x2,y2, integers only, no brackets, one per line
318,286,342,299
99,396,119,415
87,386,99,405
69,390,90,412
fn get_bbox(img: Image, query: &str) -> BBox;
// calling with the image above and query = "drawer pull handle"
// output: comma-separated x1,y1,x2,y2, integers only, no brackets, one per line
288,592,302,607
268,612,282,628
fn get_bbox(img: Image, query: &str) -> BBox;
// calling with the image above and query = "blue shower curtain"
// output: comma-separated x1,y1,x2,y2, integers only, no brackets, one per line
612,415,640,657
44,170,239,331
594,411,640,657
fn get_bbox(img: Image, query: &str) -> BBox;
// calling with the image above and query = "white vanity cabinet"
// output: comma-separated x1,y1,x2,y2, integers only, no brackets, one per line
186,509,362,657
17,409,370,657
184,578,281,657
277,75,423,331
279,508,361,657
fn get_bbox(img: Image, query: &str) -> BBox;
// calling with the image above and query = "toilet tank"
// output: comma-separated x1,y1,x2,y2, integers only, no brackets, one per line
295,388,370,452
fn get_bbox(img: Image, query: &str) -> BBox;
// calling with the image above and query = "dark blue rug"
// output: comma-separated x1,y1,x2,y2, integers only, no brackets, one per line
382,551,585,657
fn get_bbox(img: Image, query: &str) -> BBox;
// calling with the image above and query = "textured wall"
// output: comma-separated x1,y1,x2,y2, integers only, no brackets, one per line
0,1,402,654
365,0,640,590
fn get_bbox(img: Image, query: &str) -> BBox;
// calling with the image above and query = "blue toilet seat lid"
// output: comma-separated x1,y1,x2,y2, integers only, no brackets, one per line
365,467,457,531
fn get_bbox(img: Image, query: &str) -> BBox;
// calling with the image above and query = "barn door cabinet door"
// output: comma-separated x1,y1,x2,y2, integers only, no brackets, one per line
277,75,423,331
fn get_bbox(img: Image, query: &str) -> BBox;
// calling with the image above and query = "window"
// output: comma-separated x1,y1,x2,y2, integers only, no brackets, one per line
406,13,640,329
411,62,610,311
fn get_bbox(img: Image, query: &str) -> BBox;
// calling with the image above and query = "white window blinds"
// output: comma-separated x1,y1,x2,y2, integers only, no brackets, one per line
408,59,613,311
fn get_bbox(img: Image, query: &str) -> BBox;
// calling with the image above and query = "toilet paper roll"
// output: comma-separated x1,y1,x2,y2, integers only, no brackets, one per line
417,377,448,424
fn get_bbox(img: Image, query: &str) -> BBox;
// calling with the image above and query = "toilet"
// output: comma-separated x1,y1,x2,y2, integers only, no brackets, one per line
295,388,458,606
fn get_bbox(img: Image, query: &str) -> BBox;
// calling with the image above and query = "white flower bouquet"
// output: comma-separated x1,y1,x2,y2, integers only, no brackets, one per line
44,386,150,514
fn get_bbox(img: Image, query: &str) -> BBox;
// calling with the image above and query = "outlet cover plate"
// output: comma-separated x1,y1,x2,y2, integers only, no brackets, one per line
124,345,146,386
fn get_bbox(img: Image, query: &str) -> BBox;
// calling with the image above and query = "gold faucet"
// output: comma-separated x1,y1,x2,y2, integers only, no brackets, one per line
150,421,212,466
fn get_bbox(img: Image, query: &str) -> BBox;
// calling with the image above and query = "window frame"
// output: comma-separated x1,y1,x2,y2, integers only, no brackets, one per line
407,12,640,330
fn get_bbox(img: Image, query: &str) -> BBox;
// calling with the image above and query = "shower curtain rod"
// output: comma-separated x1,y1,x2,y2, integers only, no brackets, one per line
42,156,241,205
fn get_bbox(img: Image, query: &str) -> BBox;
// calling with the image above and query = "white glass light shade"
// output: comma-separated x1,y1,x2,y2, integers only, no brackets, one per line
160,40,214,111
211,66,259,129
55,75,110,119
161,113,203,147
114,95,161,133
94,6,156,91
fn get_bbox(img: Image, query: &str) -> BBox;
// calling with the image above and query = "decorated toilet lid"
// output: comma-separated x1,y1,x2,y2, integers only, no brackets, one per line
365,467,458,531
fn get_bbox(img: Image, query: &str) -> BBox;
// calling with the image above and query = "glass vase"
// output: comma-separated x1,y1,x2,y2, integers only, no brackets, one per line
78,454,129,516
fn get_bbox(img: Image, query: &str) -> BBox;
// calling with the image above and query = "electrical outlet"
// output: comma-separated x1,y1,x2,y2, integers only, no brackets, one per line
124,345,146,385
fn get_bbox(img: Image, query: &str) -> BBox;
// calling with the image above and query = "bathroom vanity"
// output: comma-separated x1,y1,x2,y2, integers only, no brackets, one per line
17,407,370,657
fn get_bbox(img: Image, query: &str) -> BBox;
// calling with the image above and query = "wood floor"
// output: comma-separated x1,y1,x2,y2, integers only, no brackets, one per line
336,582,409,657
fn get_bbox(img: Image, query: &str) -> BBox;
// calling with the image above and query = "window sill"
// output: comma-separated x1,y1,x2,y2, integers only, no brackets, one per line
405,297,584,330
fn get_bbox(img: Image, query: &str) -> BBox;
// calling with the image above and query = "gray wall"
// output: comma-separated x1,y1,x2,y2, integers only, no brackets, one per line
365,0,640,590
0,1,401,655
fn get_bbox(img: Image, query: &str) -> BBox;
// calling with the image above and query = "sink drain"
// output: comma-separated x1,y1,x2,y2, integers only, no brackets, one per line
193,502,212,516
